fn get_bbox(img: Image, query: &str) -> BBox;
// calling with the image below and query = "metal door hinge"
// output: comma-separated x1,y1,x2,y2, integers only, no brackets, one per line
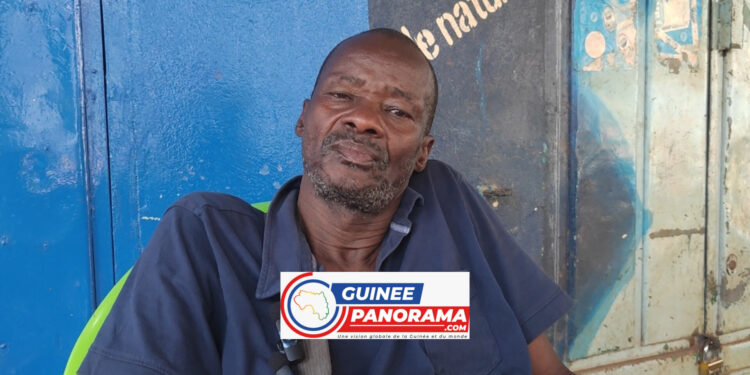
712,0,746,51
697,334,723,375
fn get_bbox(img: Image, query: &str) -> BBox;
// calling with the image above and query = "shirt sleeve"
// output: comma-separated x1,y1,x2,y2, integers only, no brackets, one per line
79,204,222,375
451,166,572,343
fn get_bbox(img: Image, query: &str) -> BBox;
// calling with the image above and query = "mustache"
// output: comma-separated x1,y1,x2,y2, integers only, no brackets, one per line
321,132,389,167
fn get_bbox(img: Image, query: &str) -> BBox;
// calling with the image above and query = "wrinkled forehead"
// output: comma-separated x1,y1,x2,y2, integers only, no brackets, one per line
317,36,433,98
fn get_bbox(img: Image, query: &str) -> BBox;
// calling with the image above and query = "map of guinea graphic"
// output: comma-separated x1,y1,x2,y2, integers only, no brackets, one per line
293,290,330,320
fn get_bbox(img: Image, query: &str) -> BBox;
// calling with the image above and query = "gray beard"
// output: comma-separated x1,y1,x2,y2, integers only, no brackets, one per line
304,134,415,215
306,168,401,215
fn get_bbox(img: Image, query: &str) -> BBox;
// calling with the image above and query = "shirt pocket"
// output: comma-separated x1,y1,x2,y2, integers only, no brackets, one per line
422,298,501,374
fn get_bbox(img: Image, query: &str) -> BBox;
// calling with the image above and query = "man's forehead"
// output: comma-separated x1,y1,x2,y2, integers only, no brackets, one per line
326,33,429,75
321,71,425,114
335,32,408,56
331,74,365,86
328,74,416,97
321,46,431,100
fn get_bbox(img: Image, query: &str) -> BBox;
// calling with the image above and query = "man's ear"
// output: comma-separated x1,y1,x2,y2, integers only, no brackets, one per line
413,135,434,172
295,99,310,137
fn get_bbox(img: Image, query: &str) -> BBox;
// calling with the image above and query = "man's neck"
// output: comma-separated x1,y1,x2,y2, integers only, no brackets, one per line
296,178,402,272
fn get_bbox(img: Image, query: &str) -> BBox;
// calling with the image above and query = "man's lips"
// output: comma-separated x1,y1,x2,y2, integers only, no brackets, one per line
329,140,380,167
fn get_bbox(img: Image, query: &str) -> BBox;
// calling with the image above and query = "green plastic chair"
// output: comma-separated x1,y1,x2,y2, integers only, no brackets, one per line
64,201,270,375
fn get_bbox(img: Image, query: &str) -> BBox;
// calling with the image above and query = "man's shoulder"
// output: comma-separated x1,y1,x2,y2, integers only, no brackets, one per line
170,191,266,220
411,159,464,187
410,159,472,198
420,159,462,178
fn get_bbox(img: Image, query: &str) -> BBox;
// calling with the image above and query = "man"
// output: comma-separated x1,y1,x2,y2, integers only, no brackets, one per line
80,29,573,374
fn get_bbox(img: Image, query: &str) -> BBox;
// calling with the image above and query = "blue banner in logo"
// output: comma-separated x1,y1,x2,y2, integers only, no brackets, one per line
330,283,424,304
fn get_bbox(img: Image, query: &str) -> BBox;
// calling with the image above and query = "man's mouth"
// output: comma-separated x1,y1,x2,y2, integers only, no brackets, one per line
330,140,381,169
322,135,387,170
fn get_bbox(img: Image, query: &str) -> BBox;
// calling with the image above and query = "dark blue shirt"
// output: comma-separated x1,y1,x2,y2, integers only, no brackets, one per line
80,160,571,374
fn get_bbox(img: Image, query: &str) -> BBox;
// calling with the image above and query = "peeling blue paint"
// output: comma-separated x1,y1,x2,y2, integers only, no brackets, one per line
573,0,639,72
654,0,702,55
568,0,654,359
568,77,653,358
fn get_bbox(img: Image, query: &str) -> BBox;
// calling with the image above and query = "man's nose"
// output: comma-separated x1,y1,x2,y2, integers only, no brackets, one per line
341,103,383,136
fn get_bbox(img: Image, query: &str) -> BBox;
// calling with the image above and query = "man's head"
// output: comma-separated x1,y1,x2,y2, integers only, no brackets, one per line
295,28,438,215
312,29,439,133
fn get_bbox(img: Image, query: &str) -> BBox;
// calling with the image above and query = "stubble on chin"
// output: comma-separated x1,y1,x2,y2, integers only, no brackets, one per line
303,138,416,215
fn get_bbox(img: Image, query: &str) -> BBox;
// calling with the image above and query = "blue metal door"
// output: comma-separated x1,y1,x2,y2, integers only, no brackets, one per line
98,0,369,283
0,1,368,373
0,2,93,374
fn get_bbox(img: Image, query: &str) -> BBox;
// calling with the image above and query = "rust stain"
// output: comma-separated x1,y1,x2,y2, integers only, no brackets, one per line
721,276,748,307
574,342,698,374
663,57,681,74
577,332,710,373
726,254,738,275
649,227,705,239
721,266,750,307
477,184,512,209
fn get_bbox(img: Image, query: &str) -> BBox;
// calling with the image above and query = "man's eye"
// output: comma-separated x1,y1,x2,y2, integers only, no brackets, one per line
387,107,412,119
329,92,351,100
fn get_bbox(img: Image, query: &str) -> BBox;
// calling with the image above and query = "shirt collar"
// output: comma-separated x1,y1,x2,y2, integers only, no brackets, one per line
255,176,423,299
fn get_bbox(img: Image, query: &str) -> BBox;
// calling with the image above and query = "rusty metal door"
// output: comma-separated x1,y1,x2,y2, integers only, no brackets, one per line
567,0,710,372
568,0,750,373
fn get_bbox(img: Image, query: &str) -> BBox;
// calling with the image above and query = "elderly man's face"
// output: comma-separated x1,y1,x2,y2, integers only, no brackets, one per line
296,34,434,214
